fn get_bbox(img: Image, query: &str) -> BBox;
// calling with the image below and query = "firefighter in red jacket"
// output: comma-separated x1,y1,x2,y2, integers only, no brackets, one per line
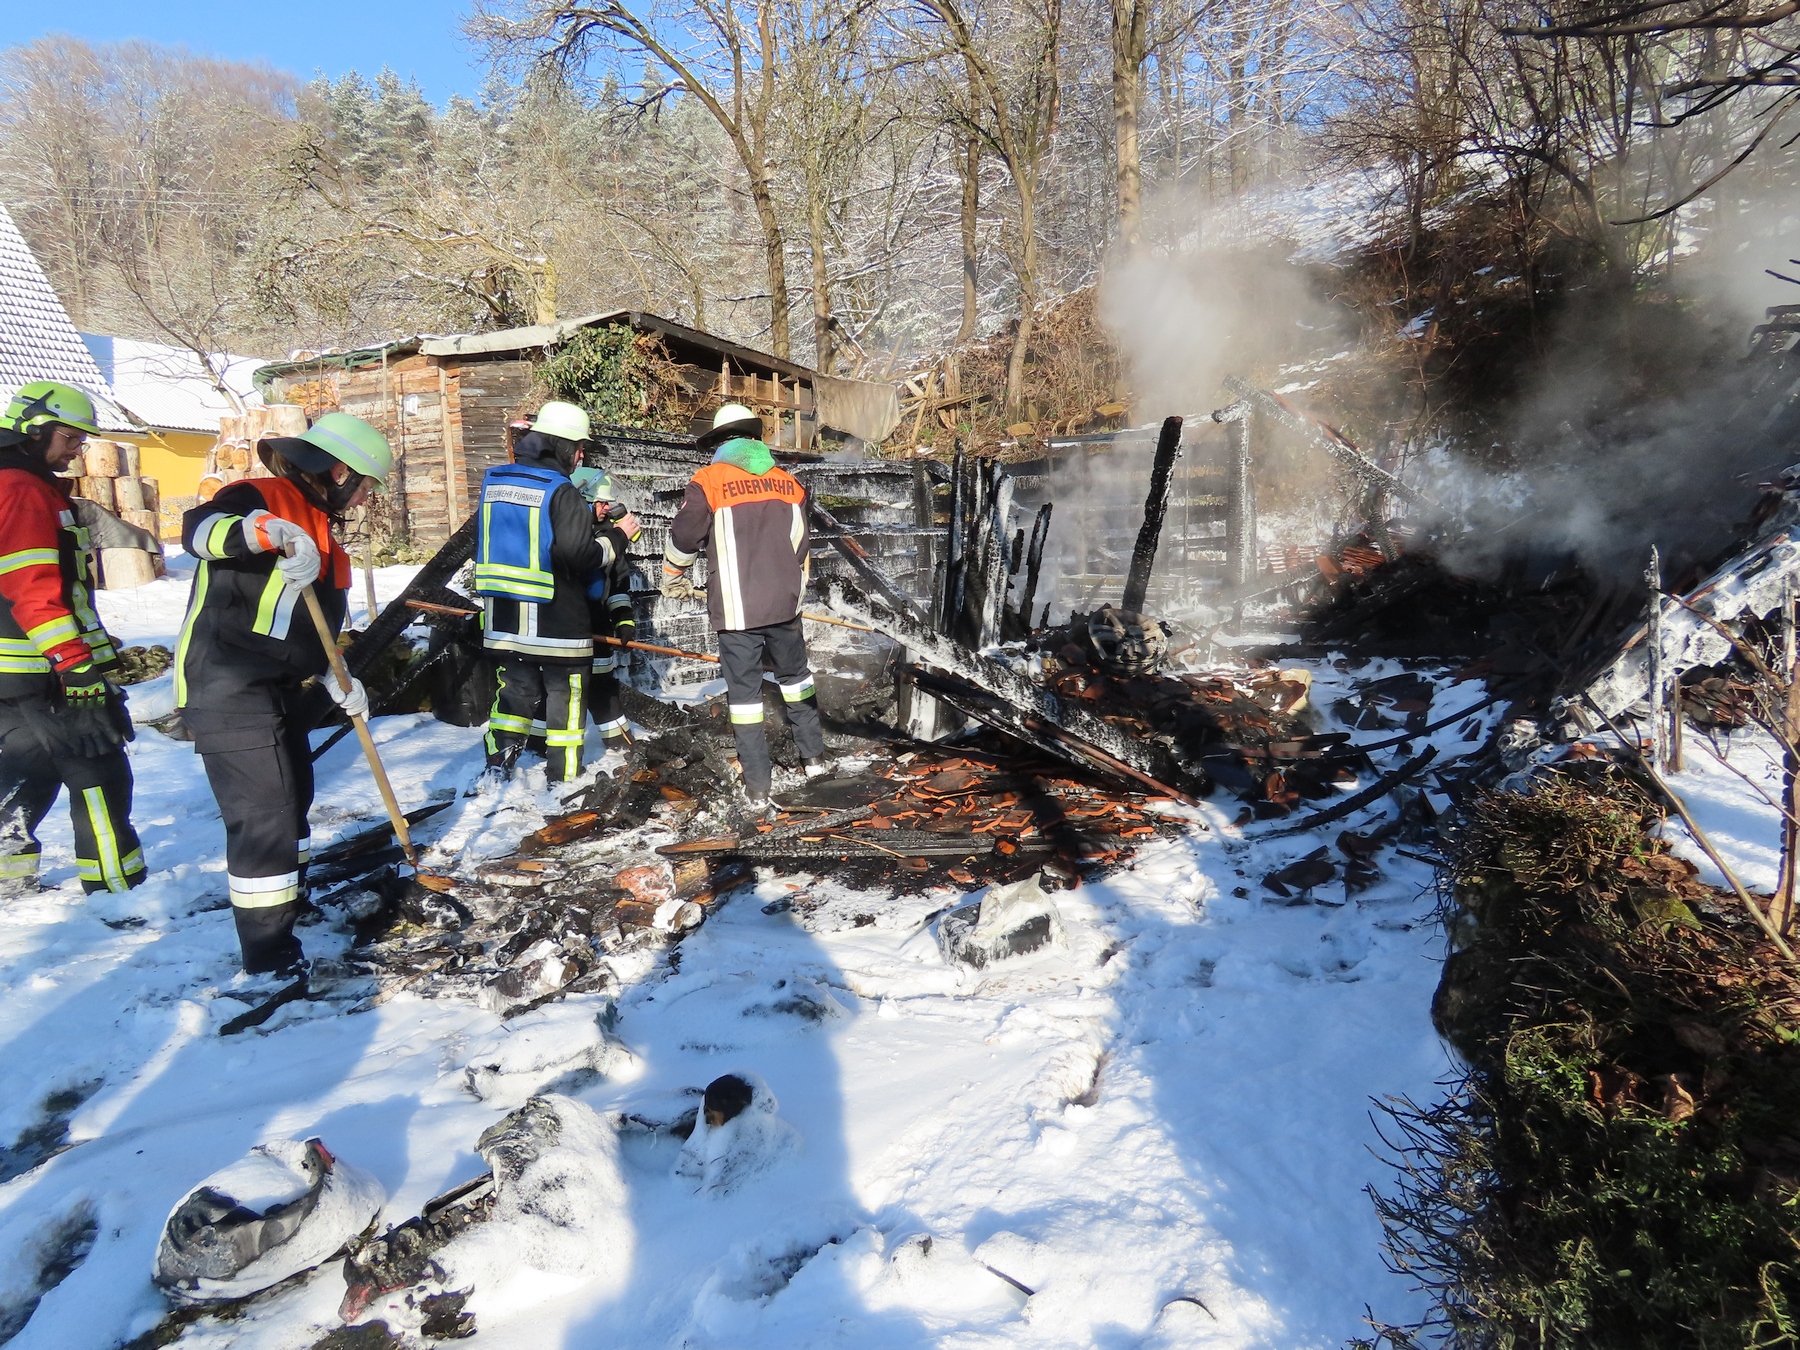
177,413,391,978
0,381,146,899
662,404,828,819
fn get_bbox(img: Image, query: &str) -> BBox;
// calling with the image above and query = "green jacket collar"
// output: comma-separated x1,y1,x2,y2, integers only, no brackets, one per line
712,437,775,475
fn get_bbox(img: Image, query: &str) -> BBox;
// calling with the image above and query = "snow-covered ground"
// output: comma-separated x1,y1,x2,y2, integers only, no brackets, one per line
0,563,1591,1349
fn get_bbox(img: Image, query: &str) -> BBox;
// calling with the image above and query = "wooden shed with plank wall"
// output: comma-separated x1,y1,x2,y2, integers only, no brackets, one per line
252,312,900,549
255,345,532,549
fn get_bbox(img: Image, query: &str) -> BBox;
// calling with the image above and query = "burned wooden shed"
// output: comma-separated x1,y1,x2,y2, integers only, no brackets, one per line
253,310,901,549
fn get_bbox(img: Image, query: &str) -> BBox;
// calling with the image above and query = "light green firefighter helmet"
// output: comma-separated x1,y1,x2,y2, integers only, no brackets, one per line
301,412,393,485
570,466,615,503
3,380,106,437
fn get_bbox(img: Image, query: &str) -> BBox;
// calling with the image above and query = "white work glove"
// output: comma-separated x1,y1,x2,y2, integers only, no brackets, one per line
660,569,698,602
252,514,322,589
326,674,369,720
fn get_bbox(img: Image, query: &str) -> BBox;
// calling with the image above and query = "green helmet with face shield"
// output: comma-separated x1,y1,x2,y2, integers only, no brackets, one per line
570,467,615,503
3,381,105,438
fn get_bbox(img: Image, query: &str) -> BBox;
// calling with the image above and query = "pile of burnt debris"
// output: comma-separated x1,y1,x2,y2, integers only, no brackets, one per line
280,312,1800,1021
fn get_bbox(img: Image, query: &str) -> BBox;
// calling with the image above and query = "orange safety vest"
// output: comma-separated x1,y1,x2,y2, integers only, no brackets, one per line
253,477,354,590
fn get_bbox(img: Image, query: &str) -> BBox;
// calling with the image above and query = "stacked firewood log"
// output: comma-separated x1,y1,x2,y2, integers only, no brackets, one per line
201,403,306,501
69,439,161,538
60,440,165,589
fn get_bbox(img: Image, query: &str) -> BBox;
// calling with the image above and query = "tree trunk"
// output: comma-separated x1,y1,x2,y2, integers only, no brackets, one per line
1227,20,1251,189
534,257,558,325
1004,186,1039,420
956,131,981,347
750,175,792,360
750,0,791,359
1111,0,1145,249
808,190,833,371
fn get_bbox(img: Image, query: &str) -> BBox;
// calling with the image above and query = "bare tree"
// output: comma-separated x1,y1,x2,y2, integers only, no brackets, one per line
907,0,1063,417
479,0,798,357
1499,0,1800,222
0,36,297,398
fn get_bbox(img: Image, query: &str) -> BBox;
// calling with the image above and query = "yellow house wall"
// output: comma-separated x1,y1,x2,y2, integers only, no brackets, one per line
122,430,213,538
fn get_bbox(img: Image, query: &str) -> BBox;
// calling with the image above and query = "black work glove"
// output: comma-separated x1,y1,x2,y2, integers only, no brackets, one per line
47,703,126,759
59,663,109,708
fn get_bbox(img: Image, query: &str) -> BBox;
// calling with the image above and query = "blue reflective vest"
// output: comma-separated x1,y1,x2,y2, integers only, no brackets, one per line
474,464,564,602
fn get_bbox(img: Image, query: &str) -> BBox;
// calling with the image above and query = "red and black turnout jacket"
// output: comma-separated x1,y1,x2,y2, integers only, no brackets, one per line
0,448,119,700
665,450,811,632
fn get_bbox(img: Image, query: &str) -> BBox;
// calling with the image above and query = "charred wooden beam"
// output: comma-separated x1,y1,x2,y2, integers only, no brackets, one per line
344,512,478,679
899,665,1197,804
1122,416,1183,615
934,452,1014,649
973,458,1013,648
807,498,926,622
1261,746,1439,838
940,448,968,635
824,577,1185,790
1016,503,1053,638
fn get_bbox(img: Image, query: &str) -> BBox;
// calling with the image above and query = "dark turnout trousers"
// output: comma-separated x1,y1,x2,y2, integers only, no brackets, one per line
486,659,587,782
0,694,145,895
717,616,824,796
587,648,629,743
186,705,315,974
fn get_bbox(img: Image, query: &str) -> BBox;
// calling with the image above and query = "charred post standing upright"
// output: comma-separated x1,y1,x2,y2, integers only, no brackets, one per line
1780,579,1800,932
1212,400,1257,590
1122,416,1184,616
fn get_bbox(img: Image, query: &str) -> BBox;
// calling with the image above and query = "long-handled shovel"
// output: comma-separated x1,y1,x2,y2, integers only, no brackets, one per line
223,586,436,1037
300,583,426,873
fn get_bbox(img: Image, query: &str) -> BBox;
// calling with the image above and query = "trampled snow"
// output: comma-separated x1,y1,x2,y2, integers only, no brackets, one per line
0,564,1598,1349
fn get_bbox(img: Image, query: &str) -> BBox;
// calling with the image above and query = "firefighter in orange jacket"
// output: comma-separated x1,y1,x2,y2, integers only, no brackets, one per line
0,381,145,899
662,404,827,818
176,413,391,978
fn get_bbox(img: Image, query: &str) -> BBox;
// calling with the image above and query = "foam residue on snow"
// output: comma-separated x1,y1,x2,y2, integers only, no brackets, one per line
437,1095,636,1320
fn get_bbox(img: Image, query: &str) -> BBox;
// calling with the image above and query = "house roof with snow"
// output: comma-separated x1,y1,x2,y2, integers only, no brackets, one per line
82,335,267,436
0,202,134,433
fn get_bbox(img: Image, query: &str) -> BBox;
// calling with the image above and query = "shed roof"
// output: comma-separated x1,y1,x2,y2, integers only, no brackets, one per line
420,309,822,383
0,203,135,433
83,335,269,434
252,309,902,443
255,311,820,385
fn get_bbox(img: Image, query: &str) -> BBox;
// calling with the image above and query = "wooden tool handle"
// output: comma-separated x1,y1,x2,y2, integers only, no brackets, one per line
595,634,719,664
301,585,418,867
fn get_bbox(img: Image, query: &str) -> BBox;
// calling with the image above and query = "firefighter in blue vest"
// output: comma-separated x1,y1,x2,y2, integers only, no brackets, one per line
570,466,640,750
475,402,633,784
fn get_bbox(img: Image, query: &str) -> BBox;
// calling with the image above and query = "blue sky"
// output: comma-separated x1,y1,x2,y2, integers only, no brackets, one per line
0,0,491,106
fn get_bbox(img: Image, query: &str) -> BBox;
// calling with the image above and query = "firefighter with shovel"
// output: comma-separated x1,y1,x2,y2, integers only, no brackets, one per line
176,413,390,980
